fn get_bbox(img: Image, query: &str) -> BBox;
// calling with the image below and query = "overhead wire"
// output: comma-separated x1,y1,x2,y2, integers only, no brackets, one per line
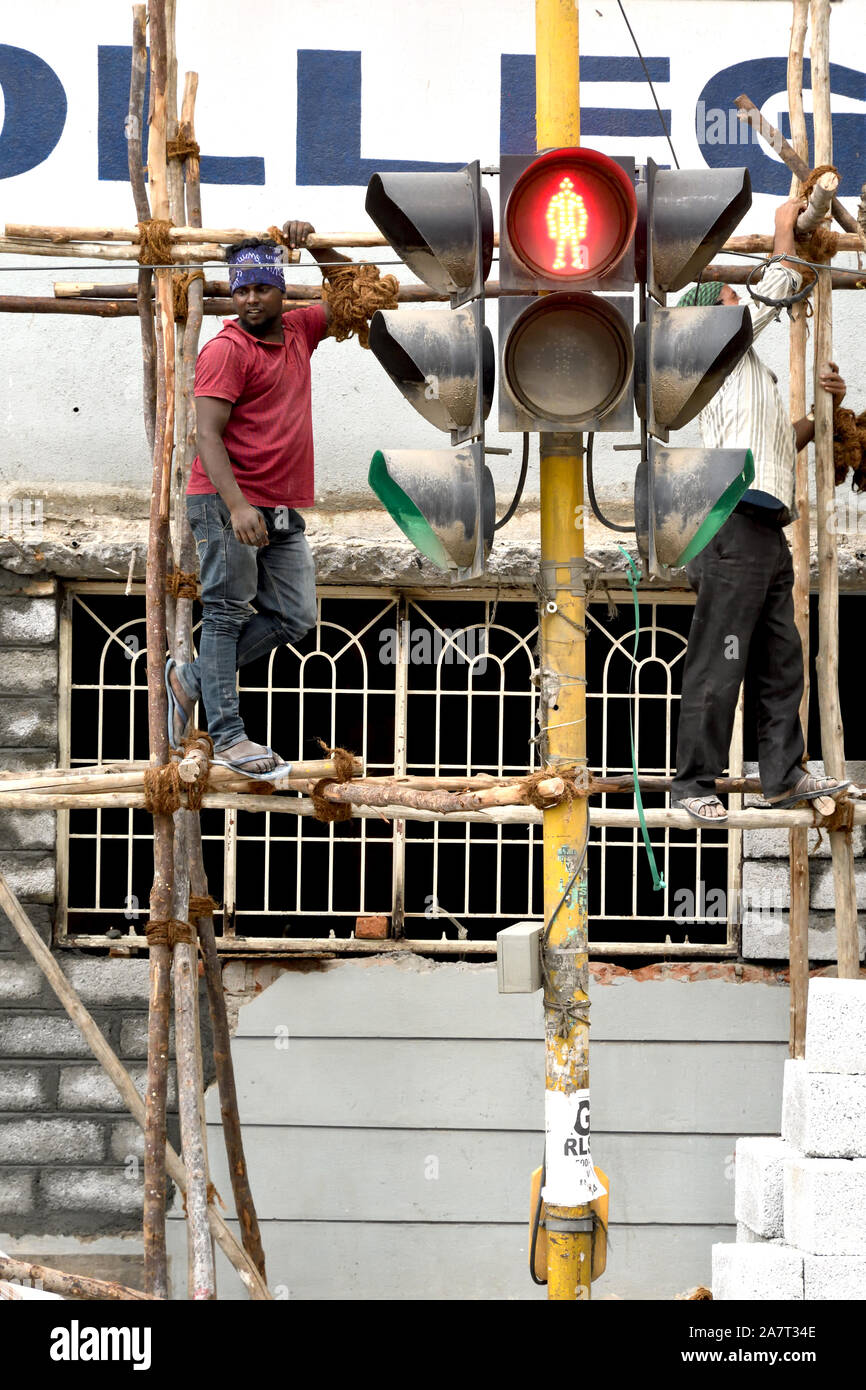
615,0,680,170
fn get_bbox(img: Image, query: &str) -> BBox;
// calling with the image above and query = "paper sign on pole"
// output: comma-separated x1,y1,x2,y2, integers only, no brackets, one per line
542,1088,607,1206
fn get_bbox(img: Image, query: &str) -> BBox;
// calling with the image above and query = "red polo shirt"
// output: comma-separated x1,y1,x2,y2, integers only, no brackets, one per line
187,305,328,508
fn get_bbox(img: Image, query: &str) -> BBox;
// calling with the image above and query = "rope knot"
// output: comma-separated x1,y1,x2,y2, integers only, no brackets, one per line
321,263,399,347
137,218,174,266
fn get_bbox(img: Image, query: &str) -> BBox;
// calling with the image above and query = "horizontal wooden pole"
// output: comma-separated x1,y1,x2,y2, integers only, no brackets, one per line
0,236,225,263
2,785,861,829
0,1254,154,1302
62,932,737,959
5,223,393,248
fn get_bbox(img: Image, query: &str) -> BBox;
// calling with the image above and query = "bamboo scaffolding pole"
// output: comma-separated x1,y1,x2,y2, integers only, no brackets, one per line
128,4,156,452
0,1255,155,1302
54,262,866,303
0,758,361,796
734,92,860,235
0,785,859,828
0,236,225,262
164,11,214,1302
796,170,839,235
175,72,267,1286
0,869,270,1298
788,0,812,1060
141,0,174,1300
0,764,848,799
810,0,860,978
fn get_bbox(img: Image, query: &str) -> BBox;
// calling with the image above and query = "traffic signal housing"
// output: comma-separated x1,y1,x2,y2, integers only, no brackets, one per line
634,160,755,577
365,161,494,579
499,148,637,433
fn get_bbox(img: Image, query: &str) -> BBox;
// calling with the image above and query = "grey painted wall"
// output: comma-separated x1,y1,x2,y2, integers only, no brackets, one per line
166,956,791,1300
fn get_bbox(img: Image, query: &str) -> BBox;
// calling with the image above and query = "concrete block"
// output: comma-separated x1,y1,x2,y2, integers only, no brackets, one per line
782,1058,866,1157
784,1157,866,1255
811,862,866,911
0,748,58,775
119,1016,174,1058
0,699,57,748
0,902,52,951
742,909,866,963
0,1118,103,1163
60,958,150,1007
0,1015,103,1058
803,1253,866,1299
734,1137,796,1237
58,1064,175,1112
0,598,57,645
742,762,866,861
806,978,866,1075
39,1169,144,1216
108,1121,145,1163
0,1171,34,1215
0,810,55,851
712,1242,804,1300
743,823,866,860
0,961,44,1001
0,648,57,696
0,854,56,904
0,1066,49,1111
736,1221,781,1245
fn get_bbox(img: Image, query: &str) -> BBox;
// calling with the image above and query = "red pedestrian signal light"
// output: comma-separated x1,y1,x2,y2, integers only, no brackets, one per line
505,147,637,286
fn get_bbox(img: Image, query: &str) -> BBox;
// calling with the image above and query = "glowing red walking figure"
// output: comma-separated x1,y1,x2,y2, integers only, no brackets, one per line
546,177,589,271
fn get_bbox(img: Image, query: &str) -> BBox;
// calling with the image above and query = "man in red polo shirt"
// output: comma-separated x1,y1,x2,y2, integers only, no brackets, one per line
167,223,350,775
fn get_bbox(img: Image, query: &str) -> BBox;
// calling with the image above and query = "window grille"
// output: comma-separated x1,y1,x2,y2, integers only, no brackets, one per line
57,583,738,955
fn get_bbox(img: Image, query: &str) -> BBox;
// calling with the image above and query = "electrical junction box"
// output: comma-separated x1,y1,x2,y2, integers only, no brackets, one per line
497,921,543,993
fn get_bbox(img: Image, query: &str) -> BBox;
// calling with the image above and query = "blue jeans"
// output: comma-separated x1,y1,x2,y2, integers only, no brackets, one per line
175,493,317,751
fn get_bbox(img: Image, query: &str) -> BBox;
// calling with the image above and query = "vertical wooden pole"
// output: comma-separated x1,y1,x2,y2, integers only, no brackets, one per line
142,0,174,1300
163,6,215,1302
176,71,267,1283
128,5,156,452
787,0,811,1057
810,0,859,978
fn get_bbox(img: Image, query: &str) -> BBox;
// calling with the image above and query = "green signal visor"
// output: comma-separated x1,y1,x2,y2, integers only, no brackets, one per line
674,449,755,567
368,450,451,572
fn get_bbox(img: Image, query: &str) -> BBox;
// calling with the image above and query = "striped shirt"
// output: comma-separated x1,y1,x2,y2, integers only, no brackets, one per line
697,263,802,522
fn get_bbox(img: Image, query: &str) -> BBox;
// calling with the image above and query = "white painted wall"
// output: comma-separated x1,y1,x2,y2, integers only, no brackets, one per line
165,957,791,1300
1,1,864,515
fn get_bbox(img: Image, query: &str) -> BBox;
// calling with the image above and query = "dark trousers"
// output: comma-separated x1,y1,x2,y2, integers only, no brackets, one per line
671,509,805,803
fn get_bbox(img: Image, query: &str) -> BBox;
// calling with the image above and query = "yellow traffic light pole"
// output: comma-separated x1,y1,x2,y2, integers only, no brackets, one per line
536,0,594,1301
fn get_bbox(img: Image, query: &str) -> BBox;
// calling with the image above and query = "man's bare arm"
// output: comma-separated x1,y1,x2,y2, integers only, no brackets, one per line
282,219,351,328
793,361,847,451
773,196,806,276
195,396,268,547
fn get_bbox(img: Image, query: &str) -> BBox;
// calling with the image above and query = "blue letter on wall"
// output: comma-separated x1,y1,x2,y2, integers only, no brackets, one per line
0,45,67,178
296,51,464,185
697,58,865,195
97,47,265,184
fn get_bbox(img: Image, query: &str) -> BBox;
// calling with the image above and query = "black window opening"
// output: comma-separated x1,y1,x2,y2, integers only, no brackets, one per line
62,588,866,952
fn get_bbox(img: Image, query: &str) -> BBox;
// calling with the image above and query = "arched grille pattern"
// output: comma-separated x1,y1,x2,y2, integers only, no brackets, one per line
57,584,738,954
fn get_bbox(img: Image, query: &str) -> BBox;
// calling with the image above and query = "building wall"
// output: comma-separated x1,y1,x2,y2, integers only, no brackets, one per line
1,0,865,520
2,0,866,1296
166,956,792,1301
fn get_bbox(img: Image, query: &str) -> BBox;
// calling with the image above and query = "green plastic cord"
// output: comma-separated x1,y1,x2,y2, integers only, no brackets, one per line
617,546,665,892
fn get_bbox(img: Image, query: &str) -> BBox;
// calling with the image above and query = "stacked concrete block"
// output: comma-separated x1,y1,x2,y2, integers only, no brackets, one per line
714,978,866,1299
741,761,866,962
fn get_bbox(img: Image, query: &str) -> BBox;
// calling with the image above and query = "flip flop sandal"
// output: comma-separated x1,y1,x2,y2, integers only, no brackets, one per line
765,778,851,810
165,657,191,749
676,796,728,825
212,749,291,781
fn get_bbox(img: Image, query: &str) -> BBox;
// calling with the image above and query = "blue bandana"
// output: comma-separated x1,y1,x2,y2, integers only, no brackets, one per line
228,244,286,295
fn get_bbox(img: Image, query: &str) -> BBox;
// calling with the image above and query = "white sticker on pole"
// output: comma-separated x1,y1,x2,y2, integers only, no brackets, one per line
542,1088,607,1206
